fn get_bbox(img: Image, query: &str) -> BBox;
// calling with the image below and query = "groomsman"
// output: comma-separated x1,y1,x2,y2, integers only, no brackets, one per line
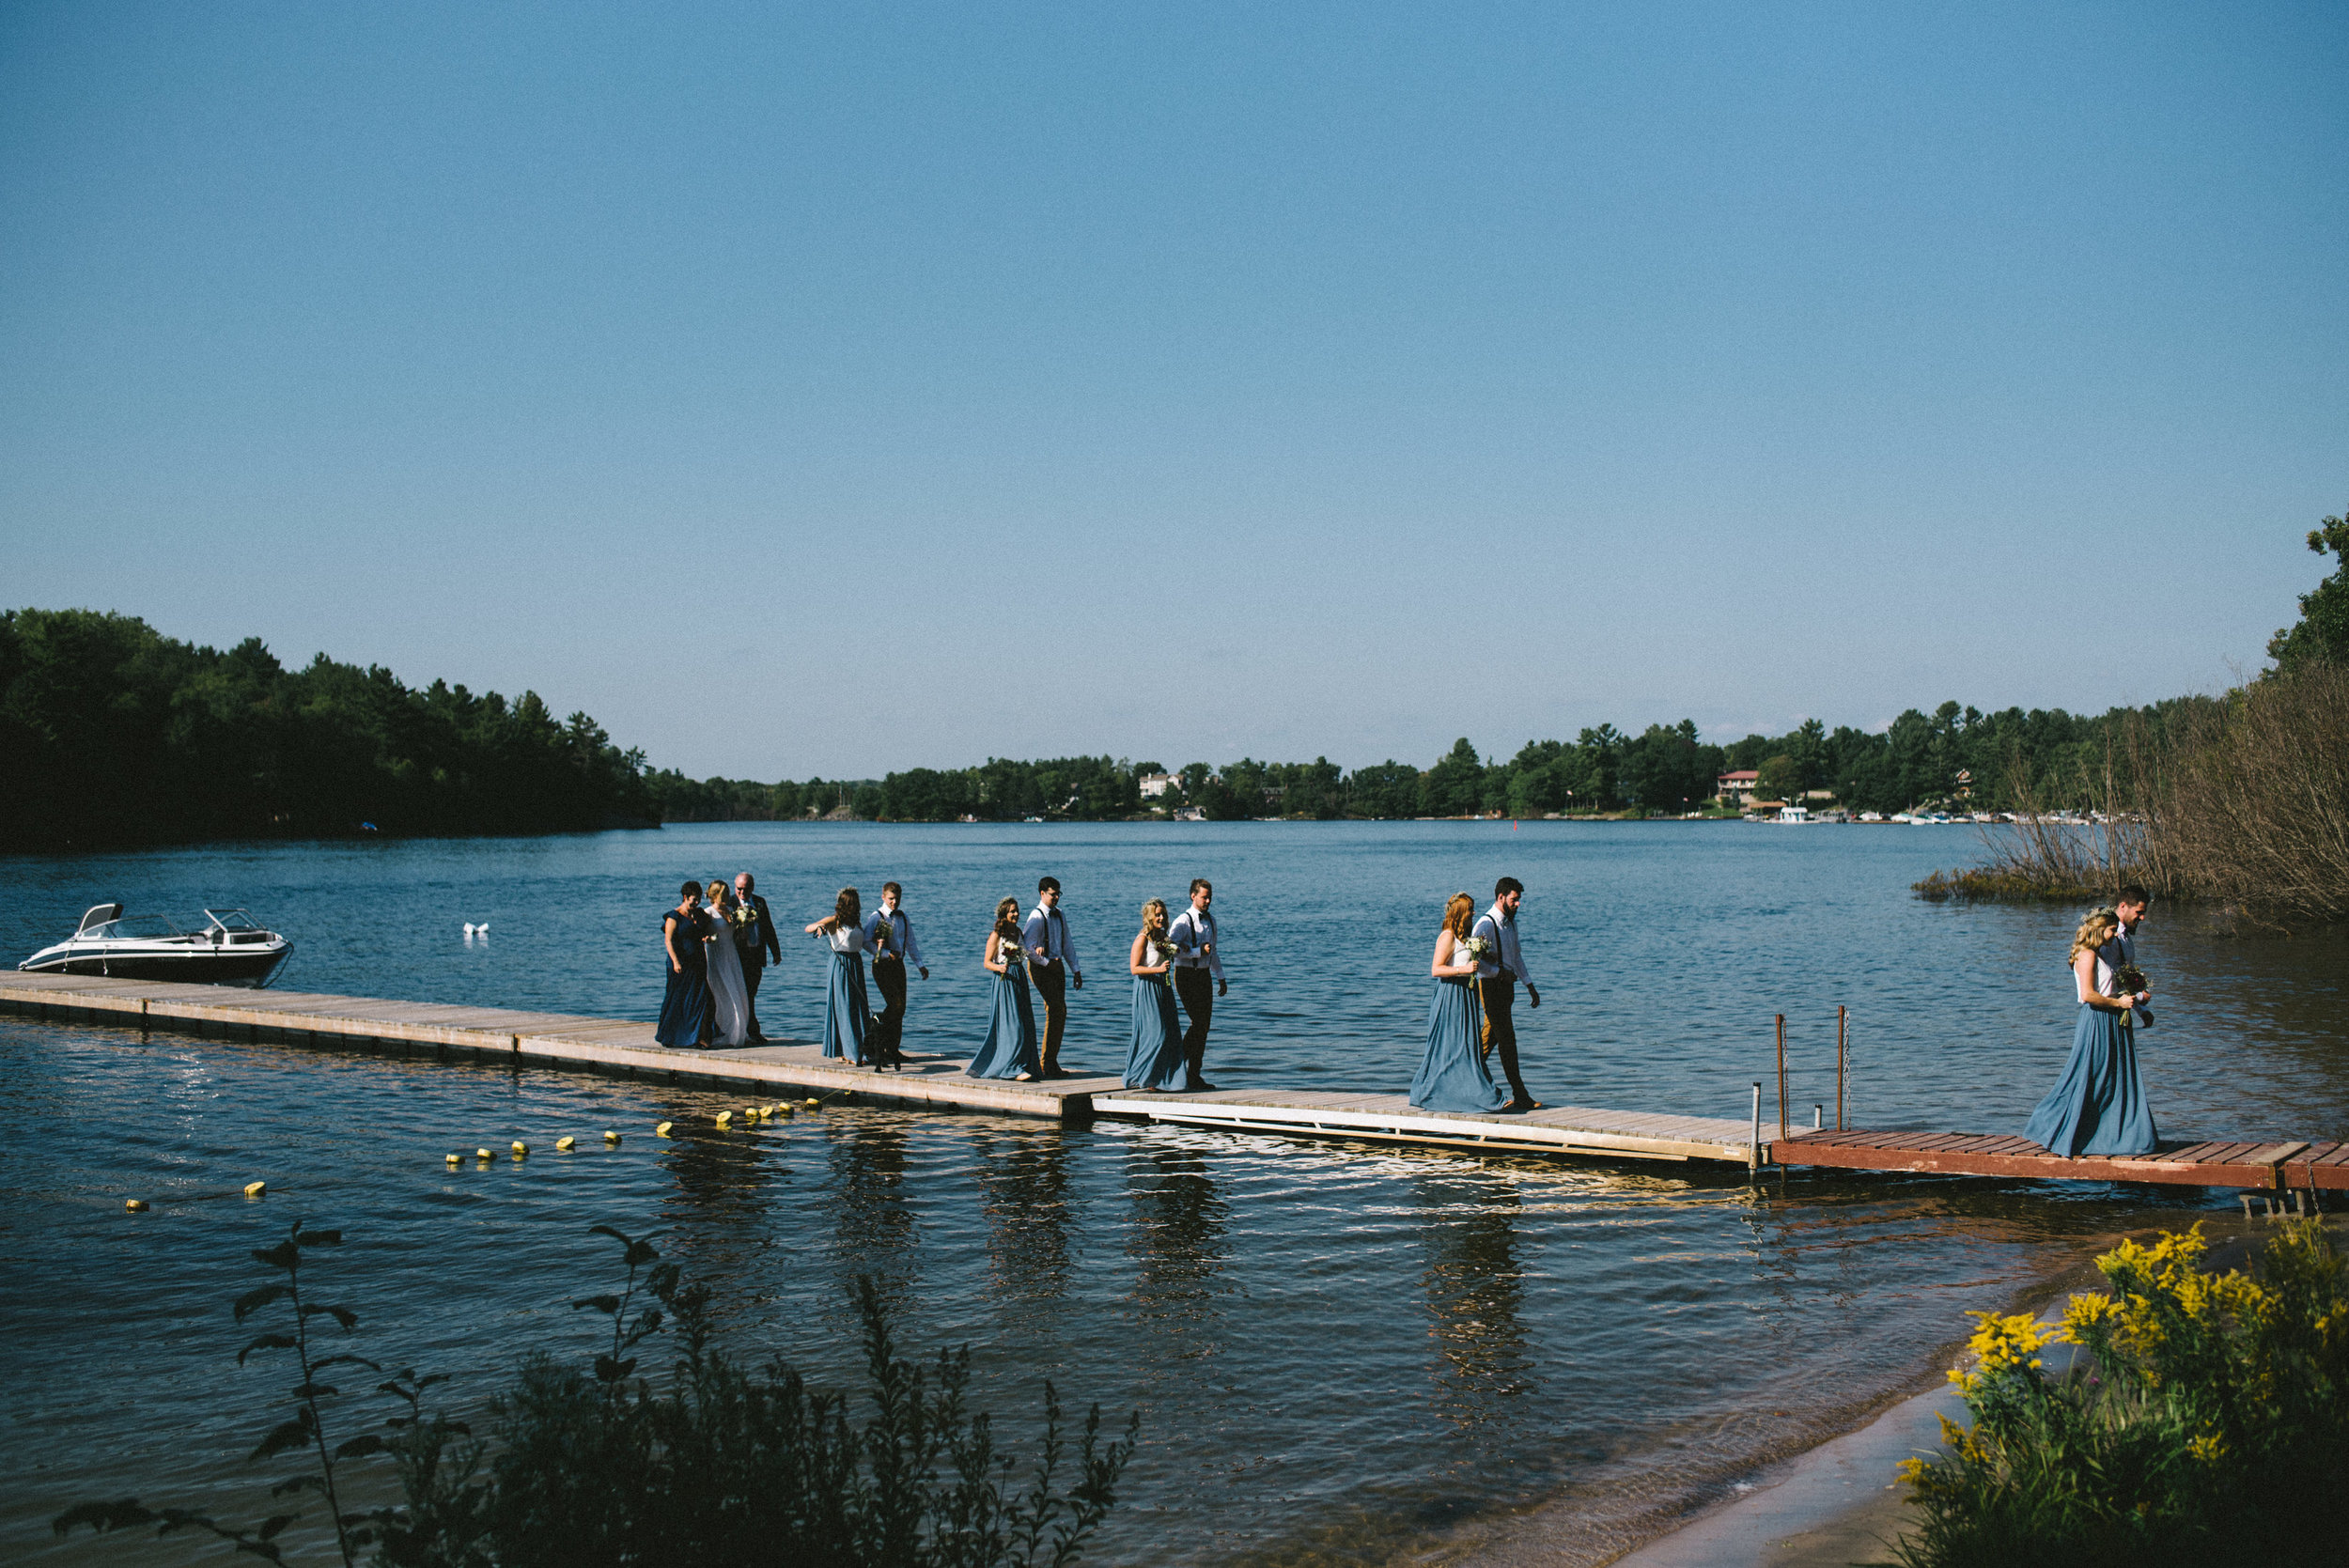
1166,878,1227,1091
863,881,929,1063
1471,877,1543,1112
1023,877,1084,1077
732,872,783,1041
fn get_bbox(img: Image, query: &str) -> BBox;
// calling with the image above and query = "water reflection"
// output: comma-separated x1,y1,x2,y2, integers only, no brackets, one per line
1126,1145,1229,1348
1416,1169,1536,1434
973,1129,1078,1304
828,1124,919,1311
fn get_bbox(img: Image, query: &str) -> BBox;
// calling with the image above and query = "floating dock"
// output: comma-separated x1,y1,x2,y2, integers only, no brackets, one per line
5,974,2340,1192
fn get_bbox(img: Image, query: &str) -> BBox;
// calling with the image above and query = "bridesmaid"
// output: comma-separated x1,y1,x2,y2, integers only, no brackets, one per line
804,887,879,1068
1408,892,1510,1114
2023,908,2158,1157
1123,898,1194,1092
967,896,1042,1081
654,879,713,1048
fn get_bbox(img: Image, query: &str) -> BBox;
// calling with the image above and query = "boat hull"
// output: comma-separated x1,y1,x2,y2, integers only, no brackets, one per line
19,947,290,987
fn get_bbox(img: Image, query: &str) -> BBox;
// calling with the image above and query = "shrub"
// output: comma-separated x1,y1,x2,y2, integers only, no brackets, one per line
1895,1219,2347,1567
58,1222,1136,1568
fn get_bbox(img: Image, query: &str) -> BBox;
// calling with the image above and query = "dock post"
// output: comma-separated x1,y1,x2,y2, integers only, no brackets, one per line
1750,1082,1762,1172
1812,1104,1822,1131
1776,1015,1787,1141
1836,1005,1846,1131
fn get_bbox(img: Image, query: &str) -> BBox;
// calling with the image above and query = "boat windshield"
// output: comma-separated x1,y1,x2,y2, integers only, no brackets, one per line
205,909,264,932
78,915,196,941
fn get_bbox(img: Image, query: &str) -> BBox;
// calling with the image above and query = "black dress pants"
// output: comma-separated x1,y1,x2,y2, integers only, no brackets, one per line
1173,967,1214,1079
741,955,767,1039
870,955,909,1062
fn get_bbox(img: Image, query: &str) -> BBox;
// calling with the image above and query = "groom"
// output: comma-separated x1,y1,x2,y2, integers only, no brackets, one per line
1471,877,1543,1112
732,872,782,1041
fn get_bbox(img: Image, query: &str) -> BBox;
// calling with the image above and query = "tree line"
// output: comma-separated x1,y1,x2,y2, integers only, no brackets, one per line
643,700,2203,826
13,511,2340,846
0,608,657,849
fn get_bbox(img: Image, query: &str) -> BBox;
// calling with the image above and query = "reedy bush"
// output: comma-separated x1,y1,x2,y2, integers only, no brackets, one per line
58,1222,1136,1568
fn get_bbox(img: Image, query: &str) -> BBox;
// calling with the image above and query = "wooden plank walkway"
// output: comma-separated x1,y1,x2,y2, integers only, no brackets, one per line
8,974,2341,1189
1776,1128,2346,1191
0,973,1121,1119
1097,1089,1757,1163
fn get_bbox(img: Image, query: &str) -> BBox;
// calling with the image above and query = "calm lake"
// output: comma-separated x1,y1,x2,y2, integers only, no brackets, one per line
3,822,2343,1565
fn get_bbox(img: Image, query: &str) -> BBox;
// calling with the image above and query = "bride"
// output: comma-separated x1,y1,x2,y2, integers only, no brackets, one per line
702,879,752,1047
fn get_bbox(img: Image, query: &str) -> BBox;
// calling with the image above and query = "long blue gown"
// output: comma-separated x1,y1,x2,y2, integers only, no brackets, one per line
967,945,1041,1079
2023,1003,2158,1157
820,939,871,1063
1124,947,1192,1091
654,907,712,1048
1409,972,1508,1114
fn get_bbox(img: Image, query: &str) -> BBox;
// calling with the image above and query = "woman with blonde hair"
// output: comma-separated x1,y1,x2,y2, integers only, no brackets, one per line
1122,898,1193,1092
1408,892,1510,1113
2021,907,2157,1157
966,896,1041,1081
805,887,879,1067
701,880,751,1047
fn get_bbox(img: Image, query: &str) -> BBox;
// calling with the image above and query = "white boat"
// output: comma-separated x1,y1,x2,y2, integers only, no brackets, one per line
19,905,292,986
1775,804,1811,823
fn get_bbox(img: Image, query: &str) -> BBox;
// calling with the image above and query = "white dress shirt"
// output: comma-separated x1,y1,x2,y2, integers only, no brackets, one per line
863,906,926,969
1470,903,1533,984
1024,903,1081,975
1166,906,1223,982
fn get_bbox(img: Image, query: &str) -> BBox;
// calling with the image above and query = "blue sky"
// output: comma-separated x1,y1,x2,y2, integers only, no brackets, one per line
4,2,2343,778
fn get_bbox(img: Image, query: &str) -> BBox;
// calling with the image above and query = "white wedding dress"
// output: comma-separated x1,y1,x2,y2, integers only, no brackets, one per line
705,906,751,1047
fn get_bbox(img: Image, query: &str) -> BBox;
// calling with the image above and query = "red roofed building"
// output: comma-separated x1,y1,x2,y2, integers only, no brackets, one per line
1718,769,1761,805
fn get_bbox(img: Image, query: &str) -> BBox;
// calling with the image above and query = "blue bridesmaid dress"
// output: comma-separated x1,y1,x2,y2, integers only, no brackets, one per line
2023,1003,2158,1157
654,906,712,1048
1409,971,1507,1114
821,938,871,1063
967,941,1041,1079
1124,944,1193,1091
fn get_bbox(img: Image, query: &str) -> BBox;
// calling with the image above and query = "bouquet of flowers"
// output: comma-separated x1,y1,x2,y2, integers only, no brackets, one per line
1459,934,1493,972
729,901,760,949
2112,962,2153,1028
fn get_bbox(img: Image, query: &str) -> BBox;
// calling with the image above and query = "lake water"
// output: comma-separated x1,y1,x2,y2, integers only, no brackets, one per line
3,822,2342,1565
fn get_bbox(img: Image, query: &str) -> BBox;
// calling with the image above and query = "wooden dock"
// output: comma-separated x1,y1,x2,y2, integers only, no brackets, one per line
1096,1089,1757,1163
1777,1127,2349,1192
0,972,1122,1118
6,974,2341,1192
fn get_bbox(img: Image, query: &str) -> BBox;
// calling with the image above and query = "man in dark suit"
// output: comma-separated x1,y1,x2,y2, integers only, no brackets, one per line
732,872,783,1041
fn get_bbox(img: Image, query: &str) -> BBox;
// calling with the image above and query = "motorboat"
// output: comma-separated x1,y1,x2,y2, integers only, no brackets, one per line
19,904,293,987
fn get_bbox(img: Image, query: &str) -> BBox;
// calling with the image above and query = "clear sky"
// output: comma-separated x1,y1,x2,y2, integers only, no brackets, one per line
4,2,2344,779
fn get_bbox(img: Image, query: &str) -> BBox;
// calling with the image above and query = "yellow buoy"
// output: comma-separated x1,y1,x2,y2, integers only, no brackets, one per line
445,1153,461,1166
476,1147,494,1159
555,1136,576,1151
125,1198,148,1212
714,1110,733,1128
802,1096,819,1107
761,1103,779,1117
775,1103,795,1117
656,1121,675,1137
743,1106,760,1121
511,1141,529,1156
243,1181,267,1199
604,1130,621,1144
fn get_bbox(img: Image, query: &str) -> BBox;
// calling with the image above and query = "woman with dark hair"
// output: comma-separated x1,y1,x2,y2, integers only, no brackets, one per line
966,896,1040,1081
1408,892,1509,1113
1122,898,1192,1091
654,879,713,1048
2022,907,2158,1156
805,887,879,1067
